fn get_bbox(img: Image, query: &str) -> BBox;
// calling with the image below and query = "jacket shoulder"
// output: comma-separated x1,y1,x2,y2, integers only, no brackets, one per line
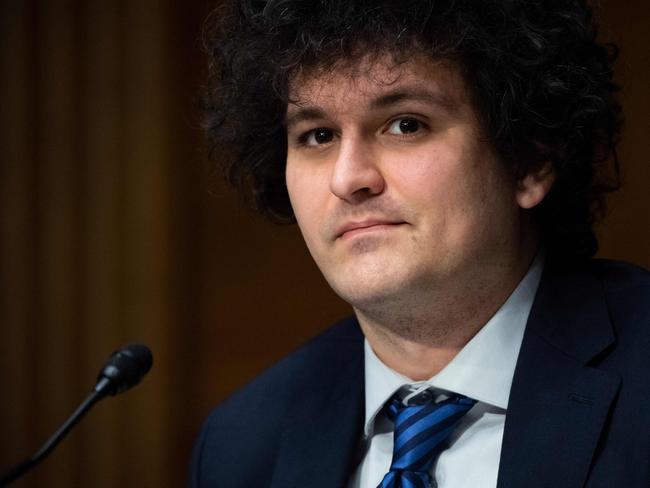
593,259,650,329
592,258,650,289
189,317,363,487
215,317,363,413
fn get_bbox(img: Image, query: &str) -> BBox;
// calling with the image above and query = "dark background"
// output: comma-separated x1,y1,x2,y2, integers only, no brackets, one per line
0,1,648,486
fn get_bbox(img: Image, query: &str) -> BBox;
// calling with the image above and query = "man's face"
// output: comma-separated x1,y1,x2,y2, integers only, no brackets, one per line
285,56,530,311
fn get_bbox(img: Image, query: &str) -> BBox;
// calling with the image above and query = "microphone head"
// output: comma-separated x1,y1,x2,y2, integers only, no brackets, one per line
96,344,153,396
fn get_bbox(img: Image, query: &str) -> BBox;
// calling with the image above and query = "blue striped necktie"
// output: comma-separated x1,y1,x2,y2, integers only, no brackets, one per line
377,392,476,488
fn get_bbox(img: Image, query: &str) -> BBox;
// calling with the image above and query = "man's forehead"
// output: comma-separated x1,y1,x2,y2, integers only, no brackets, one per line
286,56,466,114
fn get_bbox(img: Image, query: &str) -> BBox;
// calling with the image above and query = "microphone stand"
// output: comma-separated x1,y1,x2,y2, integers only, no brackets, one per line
0,378,112,486
0,339,154,487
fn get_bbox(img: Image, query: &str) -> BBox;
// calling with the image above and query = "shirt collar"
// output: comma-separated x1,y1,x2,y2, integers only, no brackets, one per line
362,253,544,436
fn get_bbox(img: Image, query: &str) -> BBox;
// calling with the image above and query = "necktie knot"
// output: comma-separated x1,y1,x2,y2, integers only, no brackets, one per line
378,391,476,488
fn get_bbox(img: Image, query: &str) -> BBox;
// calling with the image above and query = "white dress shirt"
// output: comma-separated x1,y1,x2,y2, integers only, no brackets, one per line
348,255,544,488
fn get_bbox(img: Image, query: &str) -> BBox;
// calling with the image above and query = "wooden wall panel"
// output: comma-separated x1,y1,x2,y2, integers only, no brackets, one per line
1,0,177,486
119,0,172,485
76,1,124,486
598,1,650,268
36,3,83,486
0,0,36,475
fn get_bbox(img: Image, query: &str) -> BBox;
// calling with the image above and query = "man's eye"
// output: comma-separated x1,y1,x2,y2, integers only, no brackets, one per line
386,118,422,135
303,128,334,146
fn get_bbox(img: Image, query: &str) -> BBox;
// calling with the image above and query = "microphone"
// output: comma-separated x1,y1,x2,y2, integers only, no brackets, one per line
0,344,153,487
95,344,153,397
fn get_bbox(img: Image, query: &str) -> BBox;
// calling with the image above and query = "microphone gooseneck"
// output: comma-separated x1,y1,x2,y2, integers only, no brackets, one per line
0,344,153,487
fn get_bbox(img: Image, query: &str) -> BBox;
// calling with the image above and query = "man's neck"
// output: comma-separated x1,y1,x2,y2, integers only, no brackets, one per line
354,249,539,381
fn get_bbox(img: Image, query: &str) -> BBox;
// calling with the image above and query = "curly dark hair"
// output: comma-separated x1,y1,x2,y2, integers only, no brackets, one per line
203,0,621,262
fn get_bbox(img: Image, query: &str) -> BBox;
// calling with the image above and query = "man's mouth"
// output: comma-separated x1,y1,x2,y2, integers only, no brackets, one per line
335,220,407,239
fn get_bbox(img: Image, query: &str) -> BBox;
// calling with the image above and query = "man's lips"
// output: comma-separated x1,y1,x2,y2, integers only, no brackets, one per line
335,220,406,239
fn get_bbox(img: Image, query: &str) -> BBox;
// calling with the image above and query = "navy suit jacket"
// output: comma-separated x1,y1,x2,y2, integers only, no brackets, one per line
190,260,650,487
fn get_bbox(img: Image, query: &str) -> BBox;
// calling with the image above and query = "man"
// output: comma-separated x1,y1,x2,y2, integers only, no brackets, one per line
191,1,650,487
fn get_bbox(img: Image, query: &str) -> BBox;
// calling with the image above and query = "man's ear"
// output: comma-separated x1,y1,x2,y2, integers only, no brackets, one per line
516,162,556,209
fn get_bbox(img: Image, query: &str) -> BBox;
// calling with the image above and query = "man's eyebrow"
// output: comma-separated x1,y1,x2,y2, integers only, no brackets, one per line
369,86,456,112
285,106,327,130
285,86,457,129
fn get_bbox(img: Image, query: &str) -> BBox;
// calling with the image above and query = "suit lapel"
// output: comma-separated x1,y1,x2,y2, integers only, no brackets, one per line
498,264,621,488
270,326,365,488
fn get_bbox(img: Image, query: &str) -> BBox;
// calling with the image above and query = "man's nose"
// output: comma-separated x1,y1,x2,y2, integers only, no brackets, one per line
329,138,385,202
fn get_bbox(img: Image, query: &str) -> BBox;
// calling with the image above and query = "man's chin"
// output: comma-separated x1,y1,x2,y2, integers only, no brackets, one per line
327,275,411,311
